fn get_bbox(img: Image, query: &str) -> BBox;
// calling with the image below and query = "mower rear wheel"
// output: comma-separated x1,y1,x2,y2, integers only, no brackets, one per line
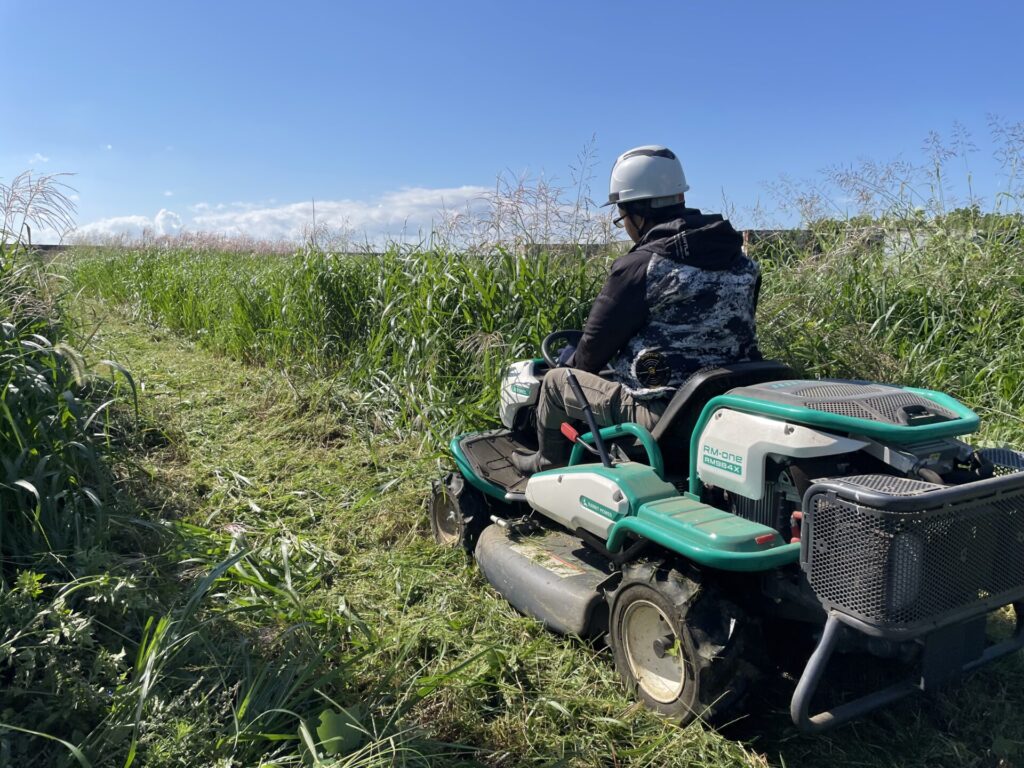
429,473,489,551
609,562,756,725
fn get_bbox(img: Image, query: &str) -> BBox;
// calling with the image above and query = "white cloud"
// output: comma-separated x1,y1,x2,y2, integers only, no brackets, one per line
29,152,50,164
23,225,63,244
74,214,153,240
73,209,183,240
164,190,174,197
105,144,113,150
154,209,182,235
191,186,490,243
71,185,494,245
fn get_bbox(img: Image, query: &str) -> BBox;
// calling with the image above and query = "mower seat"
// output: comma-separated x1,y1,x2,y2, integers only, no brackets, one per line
650,360,796,484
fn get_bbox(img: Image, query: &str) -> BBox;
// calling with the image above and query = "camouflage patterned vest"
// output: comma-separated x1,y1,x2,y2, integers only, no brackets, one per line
607,215,761,398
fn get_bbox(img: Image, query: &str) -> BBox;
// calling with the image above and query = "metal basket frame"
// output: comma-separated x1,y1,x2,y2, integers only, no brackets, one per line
788,471,1024,731
801,471,1024,637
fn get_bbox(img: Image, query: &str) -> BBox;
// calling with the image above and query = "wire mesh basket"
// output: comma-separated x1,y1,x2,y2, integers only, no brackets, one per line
803,472,1024,634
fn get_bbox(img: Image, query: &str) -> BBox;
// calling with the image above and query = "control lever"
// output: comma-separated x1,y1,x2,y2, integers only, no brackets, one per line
564,371,613,468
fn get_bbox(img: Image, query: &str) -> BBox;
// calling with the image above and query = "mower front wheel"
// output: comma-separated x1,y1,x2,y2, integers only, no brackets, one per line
609,562,756,725
428,473,489,552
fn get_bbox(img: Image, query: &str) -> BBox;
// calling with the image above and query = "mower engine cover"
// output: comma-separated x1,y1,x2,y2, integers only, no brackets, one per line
499,360,543,430
697,409,867,500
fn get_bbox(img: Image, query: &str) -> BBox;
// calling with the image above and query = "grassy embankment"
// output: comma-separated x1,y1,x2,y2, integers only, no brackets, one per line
4,203,1024,766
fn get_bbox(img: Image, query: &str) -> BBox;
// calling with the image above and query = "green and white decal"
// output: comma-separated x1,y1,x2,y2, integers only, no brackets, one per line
526,463,677,539
701,444,744,476
580,495,617,518
499,359,542,429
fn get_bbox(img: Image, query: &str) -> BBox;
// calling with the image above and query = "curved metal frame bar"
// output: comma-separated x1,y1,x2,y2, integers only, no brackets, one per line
568,422,665,480
688,393,980,497
790,604,1024,732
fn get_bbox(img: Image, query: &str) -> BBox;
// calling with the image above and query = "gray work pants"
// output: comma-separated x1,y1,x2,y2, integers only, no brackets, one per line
536,367,668,437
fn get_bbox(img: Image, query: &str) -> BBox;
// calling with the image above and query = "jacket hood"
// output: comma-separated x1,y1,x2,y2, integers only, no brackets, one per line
634,208,744,270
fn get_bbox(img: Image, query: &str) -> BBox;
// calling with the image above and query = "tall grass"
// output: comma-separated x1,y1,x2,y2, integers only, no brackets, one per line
1,249,472,763
755,209,1024,442
70,247,607,443
0,171,117,566
0,246,142,765
1,171,78,248
67,203,1024,448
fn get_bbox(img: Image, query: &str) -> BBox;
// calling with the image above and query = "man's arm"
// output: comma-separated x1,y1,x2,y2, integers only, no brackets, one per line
568,252,650,373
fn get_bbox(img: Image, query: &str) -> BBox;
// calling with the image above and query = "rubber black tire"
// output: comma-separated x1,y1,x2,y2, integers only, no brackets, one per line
428,473,489,552
608,561,758,725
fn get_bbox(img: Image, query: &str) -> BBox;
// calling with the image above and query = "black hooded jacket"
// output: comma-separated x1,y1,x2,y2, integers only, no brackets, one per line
568,209,761,397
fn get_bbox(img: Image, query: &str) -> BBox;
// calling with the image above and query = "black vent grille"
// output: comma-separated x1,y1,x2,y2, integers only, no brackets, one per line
808,401,881,420
980,448,1024,477
804,479,1024,632
806,392,956,424
795,383,886,398
864,392,958,422
830,474,945,497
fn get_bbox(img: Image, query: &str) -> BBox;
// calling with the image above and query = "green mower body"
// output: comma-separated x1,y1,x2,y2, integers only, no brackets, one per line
431,359,1024,731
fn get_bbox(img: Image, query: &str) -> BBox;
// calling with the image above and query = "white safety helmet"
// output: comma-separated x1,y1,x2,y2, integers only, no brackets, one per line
605,145,689,208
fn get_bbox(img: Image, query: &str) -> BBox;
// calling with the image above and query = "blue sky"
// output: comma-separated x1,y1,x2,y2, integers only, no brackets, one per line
2,0,1022,243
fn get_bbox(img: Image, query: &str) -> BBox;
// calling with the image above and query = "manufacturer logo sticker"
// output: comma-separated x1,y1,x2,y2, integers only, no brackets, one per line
702,444,744,476
579,495,618,518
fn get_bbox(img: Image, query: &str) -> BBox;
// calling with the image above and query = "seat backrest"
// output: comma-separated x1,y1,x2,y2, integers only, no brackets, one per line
650,360,796,481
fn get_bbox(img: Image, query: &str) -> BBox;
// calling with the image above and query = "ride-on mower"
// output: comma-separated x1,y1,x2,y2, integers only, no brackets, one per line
428,330,1024,731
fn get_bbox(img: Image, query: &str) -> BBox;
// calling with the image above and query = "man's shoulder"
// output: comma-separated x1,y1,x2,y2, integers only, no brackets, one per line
610,247,655,275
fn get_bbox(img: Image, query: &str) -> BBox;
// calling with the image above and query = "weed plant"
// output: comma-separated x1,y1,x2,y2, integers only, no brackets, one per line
755,208,1024,443
0,246,137,764
1,248,482,767
2,202,472,763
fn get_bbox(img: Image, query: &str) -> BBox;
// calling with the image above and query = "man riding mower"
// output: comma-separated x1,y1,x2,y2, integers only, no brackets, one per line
511,145,760,477
429,146,1024,731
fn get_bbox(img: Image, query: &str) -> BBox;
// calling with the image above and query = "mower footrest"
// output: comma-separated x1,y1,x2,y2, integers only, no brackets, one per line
606,497,800,572
455,430,534,496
